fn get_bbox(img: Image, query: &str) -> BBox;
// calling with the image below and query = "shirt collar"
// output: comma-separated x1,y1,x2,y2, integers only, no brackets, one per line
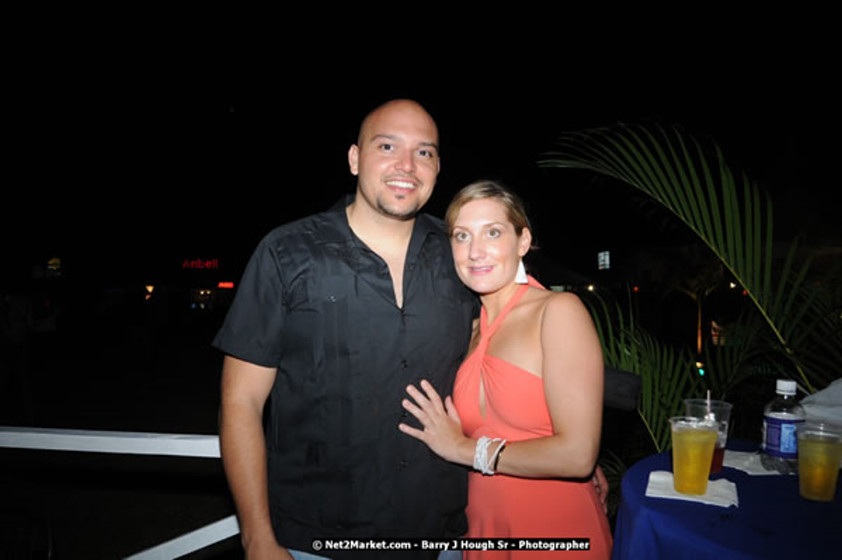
325,194,444,248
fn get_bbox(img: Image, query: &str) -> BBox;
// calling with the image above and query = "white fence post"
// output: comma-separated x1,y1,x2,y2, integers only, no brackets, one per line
0,426,239,559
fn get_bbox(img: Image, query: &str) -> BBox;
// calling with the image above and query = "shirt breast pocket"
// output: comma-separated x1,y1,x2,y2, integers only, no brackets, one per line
307,274,370,396
278,274,354,387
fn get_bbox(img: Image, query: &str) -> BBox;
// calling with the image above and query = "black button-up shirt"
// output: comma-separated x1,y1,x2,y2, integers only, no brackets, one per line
214,197,476,558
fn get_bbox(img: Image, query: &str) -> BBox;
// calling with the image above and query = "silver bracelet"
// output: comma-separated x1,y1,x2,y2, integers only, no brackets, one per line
490,439,506,472
473,436,507,475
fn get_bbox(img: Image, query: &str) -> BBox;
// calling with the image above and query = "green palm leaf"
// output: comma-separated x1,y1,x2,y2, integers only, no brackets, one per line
542,123,841,393
634,329,699,452
700,311,766,399
587,294,698,453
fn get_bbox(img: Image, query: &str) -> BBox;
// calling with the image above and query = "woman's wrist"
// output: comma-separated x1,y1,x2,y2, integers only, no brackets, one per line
457,437,478,467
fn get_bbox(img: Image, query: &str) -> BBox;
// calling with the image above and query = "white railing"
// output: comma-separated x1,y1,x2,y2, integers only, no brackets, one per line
0,426,240,559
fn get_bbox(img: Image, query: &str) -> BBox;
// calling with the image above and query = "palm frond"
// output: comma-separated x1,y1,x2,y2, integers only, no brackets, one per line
634,329,699,452
586,293,699,453
699,311,765,399
541,123,841,393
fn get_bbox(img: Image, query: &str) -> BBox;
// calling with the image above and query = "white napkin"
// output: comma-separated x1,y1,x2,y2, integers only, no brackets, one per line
723,450,794,475
645,470,739,507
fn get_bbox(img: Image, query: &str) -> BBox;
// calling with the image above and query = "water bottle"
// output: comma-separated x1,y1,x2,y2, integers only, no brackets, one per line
760,379,805,473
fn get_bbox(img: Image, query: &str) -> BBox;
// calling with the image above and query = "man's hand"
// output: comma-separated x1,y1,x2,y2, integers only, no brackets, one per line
244,537,294,560
592,464,609,515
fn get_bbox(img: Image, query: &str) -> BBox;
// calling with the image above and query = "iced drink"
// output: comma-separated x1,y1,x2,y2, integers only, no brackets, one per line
797,423,842,502
710,446,725,473
671,416,718,495
685,399,732,474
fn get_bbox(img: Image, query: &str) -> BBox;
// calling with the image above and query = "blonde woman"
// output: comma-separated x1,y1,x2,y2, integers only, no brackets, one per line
400,181,611,559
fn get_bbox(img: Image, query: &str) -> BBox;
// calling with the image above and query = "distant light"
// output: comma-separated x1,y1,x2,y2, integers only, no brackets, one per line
145,285,154,301
742,290,748,296
598,251,610,271
46,257,62,278
218,281,235,289
729,282,737,289
711,320,725,346
695,361,705,376
633,285,640,293
587,285,595,292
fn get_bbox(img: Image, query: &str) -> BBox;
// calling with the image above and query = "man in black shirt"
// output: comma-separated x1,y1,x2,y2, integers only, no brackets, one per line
215,99,476,559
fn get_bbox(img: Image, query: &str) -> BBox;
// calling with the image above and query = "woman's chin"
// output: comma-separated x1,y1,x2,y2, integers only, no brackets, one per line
460,276,509,296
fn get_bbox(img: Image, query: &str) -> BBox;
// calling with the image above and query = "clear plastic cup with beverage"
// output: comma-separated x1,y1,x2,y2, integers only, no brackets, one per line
670,416,718,494
685,399,733,474
797,422,842,502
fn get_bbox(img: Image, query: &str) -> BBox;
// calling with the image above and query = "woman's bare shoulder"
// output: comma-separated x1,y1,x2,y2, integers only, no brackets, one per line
537,290,592,329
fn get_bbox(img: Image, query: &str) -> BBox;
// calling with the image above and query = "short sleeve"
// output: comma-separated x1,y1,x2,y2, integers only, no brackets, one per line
212,235,286,368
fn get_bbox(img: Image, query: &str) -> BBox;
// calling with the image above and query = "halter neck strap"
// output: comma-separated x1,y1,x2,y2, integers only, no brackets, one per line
479,283,530,342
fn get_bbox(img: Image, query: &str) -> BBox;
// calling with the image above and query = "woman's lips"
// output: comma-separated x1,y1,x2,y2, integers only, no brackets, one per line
469,266,494,275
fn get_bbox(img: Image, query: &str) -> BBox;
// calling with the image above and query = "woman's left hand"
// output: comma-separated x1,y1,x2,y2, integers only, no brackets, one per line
398,379,472,466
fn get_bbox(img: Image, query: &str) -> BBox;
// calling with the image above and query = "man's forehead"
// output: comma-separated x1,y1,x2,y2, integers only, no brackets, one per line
367,133,439,150
359,101,438,143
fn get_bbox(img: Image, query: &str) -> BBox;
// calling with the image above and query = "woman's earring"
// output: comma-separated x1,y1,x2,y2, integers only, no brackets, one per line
515,259,528,284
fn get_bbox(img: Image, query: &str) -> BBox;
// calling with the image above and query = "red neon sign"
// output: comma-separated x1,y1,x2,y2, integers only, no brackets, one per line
182,258,219,270
218,282,235,289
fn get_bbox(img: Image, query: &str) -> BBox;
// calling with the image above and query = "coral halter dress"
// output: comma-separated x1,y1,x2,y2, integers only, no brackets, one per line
452,281,612,559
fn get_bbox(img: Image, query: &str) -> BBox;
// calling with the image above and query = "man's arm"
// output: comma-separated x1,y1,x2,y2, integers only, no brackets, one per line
219,355,291,559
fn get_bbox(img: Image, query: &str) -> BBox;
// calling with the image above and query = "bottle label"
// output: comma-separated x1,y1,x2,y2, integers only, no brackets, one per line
763,414,804,458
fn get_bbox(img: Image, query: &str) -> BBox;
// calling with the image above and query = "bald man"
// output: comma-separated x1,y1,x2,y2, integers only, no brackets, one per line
216,100,476,559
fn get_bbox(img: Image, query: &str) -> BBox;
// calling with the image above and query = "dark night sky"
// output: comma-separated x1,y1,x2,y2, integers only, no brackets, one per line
7,50,838,290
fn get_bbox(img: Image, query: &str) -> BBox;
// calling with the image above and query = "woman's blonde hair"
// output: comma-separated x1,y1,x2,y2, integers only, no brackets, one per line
445,180,532,238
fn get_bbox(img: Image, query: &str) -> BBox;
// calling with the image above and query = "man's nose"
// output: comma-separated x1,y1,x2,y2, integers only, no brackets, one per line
394,149,416,172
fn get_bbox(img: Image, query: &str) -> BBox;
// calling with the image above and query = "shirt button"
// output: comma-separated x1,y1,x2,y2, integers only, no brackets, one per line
399,459,409,469
401,360,409,369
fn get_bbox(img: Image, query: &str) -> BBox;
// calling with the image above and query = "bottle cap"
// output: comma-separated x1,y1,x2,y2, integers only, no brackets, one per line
776,379,797,395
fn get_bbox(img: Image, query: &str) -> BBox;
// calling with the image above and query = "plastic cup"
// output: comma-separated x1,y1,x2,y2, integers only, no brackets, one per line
685,399,733,474
797,422,842,501
670,416,718,494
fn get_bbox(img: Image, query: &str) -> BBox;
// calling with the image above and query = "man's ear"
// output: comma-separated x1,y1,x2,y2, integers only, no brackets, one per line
348,144,360,176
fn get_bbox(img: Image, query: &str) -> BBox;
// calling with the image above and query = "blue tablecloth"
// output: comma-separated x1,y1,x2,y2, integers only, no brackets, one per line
612,443,842,559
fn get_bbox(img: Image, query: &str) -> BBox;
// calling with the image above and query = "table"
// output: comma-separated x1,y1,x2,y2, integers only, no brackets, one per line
612,443,842,559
